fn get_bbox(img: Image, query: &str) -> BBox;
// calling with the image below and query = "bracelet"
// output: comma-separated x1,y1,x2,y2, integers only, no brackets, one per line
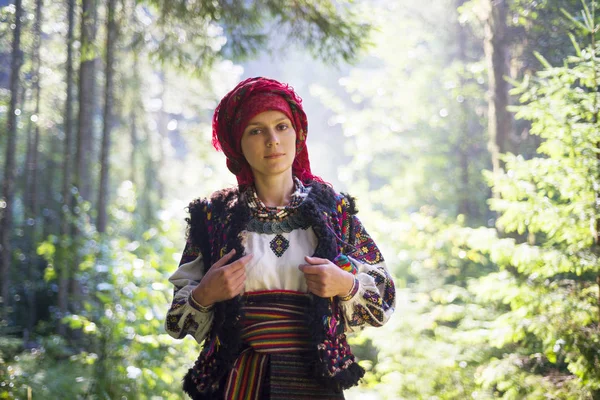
188,293,214,313
339,277,359,301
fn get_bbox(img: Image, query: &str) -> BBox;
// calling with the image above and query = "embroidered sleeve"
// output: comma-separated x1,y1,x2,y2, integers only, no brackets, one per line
165,240,214,344
336,198,396,332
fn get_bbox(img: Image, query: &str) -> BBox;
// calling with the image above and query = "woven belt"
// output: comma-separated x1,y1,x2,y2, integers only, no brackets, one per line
224,290,311,400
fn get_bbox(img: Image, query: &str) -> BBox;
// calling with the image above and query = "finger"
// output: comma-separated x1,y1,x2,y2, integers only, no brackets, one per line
306,283,326,297
299,264,325,275
304,274,324,283
212,249,236,269
306,275,325,285
224,274,245,297
236,253,254,266
225,254,253,272
232,280,245,296
229,268,246,283
219,266,245,286
305,279,324,290
305,256,329,264
298,264,308,272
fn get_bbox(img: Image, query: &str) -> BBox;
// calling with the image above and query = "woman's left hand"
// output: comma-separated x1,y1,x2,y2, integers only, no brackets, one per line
299,256,354,298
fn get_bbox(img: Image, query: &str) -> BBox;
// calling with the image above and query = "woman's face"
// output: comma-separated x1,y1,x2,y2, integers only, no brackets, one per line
240,110,296,181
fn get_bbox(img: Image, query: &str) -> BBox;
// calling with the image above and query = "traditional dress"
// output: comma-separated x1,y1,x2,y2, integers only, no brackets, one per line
165,179,395,399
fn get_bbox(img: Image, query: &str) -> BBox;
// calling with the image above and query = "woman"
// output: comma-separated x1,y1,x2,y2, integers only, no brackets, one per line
165,77,396,400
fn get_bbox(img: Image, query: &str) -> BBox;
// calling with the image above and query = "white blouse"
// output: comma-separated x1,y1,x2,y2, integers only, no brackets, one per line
166,230,394,344
165,184,395,344
241,228,317,292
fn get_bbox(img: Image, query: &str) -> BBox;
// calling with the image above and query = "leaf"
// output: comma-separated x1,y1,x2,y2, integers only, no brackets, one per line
44,265,56,282
561,8,590,32
568,32,582,57
580,0,593,31
37,241,56,258
533,51,552,69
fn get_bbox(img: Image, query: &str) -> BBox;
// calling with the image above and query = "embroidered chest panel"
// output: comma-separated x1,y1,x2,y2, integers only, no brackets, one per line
242,228,318,293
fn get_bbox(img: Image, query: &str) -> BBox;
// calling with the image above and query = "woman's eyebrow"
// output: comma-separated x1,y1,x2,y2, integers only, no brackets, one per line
246,117,289,127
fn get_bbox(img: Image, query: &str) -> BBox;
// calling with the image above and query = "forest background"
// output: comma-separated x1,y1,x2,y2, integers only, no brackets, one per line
0,0,599,398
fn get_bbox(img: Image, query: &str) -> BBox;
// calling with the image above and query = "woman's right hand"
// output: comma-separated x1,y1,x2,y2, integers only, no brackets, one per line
191,249,251,307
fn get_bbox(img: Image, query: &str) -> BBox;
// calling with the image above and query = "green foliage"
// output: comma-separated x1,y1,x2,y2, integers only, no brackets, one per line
309,1,495,397
141,0,370,70
312,0,490,226
354,212,498,399
3,0,599,398
463,6,600,396
460,0,587,74
315,1,600,398
0,335,92,399
1,183,200,399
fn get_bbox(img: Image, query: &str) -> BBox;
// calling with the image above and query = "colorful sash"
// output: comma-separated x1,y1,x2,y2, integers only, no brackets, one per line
224,290,344,400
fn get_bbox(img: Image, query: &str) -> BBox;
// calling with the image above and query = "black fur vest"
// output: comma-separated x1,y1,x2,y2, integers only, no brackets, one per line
182,181,364,399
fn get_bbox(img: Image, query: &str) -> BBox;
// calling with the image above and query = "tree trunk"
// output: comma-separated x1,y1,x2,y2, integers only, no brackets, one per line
456,0,471,220
41,138,59,239
76,0,98,202
22,0,44,337
25,0,43,222
589,9,600,337
0,0,23,318
130,53,139,186
24,107,34,224
58,0,76,336
130,106,139,185
67,0,98,326
97,0,117,233
483,0,512,175
156,72,167,203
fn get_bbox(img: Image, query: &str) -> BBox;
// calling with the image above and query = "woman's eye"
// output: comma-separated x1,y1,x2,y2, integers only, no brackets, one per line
277,124,288,131
249,129,261,135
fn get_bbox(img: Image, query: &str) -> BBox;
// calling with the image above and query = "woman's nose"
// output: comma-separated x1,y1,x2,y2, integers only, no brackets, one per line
266,129,279,146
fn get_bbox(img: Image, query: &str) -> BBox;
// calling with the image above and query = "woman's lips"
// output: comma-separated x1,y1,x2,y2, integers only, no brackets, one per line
264,153,285,159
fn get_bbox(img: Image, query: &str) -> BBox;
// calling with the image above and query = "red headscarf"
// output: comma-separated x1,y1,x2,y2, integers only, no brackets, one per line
212,77,322,187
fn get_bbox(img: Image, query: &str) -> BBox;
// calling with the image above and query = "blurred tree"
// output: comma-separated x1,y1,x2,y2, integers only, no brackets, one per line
4,0,597,398
456,0,479,217
128,53,140,186
509,0,586,74
465,3,600,395
482,0,512,175
0,0,374,396
312,1,600,399
97,0,118,233
310,1,494,397
313,0,489,223
461,0,586,169
58,0,76,337
23,0,43,230
22,0,43,337
0,0,23,319
145,0,369,67
76,0,98,204
57,0,371,338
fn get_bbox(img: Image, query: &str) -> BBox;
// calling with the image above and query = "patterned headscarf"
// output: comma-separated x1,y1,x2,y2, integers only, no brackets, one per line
212,77,322,187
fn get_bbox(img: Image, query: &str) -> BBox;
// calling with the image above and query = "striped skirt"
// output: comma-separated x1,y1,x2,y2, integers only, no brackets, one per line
224,290,345,400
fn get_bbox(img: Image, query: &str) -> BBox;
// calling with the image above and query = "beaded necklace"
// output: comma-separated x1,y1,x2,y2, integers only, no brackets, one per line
245,178,311,235
246,178,307,221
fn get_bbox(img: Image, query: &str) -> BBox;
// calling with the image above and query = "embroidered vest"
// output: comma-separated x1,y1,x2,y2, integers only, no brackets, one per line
181,182,365,400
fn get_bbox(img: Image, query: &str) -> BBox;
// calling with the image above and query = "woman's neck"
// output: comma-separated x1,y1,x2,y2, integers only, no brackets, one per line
253,173,295,207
